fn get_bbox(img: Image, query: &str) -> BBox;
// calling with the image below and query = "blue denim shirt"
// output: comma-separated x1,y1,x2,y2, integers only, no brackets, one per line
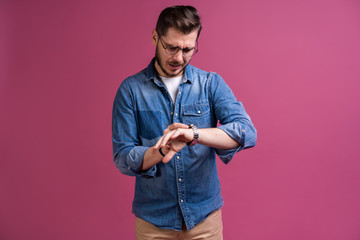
112,58,257,230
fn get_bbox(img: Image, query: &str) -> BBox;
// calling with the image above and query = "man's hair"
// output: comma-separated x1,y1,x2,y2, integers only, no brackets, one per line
156,5,202,39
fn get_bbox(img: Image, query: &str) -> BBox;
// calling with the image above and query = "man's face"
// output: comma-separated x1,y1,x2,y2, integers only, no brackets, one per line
152,27,198,78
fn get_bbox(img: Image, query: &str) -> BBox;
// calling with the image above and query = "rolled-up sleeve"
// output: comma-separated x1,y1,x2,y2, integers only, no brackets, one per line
112,81,157,177
209,73,257,164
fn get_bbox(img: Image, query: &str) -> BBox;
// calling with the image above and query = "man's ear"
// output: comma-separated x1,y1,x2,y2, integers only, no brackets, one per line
152,29,158,46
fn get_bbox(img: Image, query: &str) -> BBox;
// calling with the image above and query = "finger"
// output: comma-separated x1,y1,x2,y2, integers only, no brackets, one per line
162,129,185,147
163,127,171,135
160,131,175,148
169,129,193,144
163,123,188,135
169,122,188,130
162,149,176,163
153,135,165,150
169,130,184,141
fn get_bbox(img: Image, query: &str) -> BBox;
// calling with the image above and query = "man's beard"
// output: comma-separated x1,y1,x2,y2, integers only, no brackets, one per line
155,47,188,78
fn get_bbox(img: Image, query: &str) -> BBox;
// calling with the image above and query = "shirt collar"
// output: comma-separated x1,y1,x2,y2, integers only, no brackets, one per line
146,58,193,83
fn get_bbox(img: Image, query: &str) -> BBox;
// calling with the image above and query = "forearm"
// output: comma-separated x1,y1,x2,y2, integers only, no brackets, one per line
154,125,240,155
197,128,240,149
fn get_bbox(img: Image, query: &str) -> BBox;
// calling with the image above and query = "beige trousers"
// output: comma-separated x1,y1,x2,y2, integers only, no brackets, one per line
135,209,223,240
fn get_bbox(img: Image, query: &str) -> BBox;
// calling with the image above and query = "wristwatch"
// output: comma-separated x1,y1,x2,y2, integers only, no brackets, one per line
187,124,199,146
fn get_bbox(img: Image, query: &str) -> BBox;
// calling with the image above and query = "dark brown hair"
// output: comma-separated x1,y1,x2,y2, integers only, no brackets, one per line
156,5,202,39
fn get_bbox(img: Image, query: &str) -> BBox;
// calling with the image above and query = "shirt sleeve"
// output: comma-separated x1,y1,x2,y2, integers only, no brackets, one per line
112,81,157,177
209,73,257,164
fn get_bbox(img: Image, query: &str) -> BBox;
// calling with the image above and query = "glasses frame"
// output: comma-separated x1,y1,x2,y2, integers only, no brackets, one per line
158,35,198,57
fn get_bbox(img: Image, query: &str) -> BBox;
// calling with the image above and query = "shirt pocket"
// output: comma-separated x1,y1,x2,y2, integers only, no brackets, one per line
137,110,164,141
182,101,212,128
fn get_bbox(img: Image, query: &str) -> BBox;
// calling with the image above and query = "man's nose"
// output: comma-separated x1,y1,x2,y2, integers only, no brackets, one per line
173,49,183,62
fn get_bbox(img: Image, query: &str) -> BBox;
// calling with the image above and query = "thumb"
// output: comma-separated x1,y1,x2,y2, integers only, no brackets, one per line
162,149,176,164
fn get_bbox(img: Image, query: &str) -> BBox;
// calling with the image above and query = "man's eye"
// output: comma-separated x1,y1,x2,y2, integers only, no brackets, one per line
169,47,178,51
183,48,192,53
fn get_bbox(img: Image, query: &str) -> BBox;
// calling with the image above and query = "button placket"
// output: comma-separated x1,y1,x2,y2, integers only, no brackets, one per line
172,103,179,123
172,84,184,123
175,154,185,205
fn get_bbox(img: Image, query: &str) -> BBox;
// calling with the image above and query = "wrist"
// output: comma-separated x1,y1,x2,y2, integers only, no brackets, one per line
159,145,170,157
187,124,199,146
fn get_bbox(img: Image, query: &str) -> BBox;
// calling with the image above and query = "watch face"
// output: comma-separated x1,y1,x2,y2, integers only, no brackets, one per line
187,124,199,146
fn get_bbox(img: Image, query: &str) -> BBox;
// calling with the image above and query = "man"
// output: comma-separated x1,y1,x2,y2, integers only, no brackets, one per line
112,5,257,239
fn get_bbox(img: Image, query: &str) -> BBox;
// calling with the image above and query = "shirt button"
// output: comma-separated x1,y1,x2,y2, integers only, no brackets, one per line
175,113,178,116
179,92,181,95
242,129,246,132
176,156,180,159
171,112,173,115
180,199,184,203
197,110,201,114
179,178,182,182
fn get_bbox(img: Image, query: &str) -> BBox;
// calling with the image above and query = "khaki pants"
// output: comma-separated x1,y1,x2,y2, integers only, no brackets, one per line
135,209,223,240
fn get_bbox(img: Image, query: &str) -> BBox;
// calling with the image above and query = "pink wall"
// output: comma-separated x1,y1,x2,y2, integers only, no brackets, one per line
1,0,360,239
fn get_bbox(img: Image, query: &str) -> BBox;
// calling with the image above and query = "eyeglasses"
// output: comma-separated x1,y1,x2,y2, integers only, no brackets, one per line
158,35,198,58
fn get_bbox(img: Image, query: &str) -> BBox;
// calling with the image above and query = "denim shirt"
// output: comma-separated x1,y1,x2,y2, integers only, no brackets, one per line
112,58,257,230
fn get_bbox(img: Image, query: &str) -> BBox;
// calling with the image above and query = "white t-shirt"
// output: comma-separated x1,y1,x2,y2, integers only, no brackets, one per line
159,75,183,103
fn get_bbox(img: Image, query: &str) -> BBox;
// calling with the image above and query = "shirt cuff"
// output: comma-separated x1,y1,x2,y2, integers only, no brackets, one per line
216,122,246,164
126,146,157,177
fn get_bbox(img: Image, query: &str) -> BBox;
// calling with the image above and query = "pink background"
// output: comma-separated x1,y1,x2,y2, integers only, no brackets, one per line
1,0,360,239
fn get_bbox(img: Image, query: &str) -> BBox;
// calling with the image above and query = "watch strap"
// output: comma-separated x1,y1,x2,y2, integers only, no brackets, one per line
187,124,199,146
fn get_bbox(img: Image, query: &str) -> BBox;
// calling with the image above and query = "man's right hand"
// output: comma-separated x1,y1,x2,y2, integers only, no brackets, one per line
141,123,190,170
162,123,189,135
153,123,191,163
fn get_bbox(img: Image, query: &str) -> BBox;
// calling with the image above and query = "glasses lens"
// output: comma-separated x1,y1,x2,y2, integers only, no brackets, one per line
183,49,195,57
185,42,198,57
166,46,179,55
